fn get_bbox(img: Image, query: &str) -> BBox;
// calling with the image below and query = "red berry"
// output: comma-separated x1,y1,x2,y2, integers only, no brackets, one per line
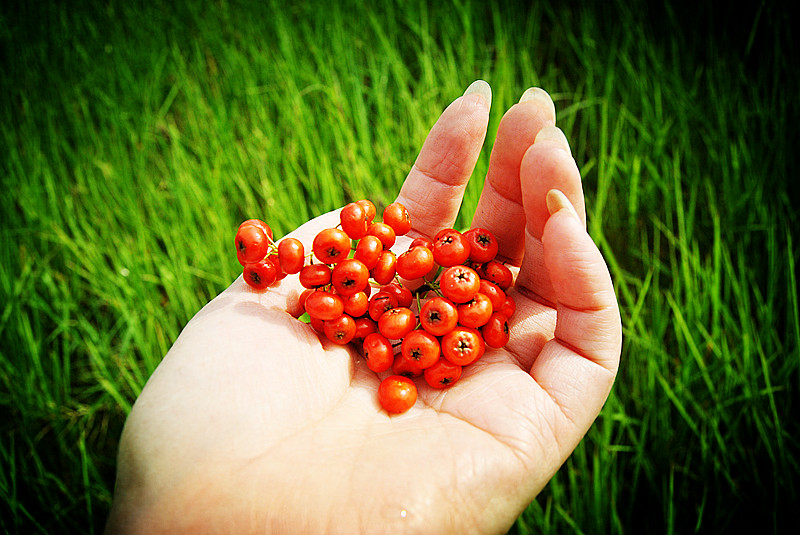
497,293,516,319
277,238,305,274
392,353,424,378
352,316,378,345
304,290,344,321
463,227,499,263
243,258,277,290
457,292,494,328
482,312,511,348
409,236,434,250
353,235,383,270
362,332,394,373
367,222,396,250
299,263,332,289
400,330,440,369
324,314,357,345
238,218,273,241
419,296,459,336
480,260,514,290
235,224,271,266
382,202,412,236
331,258,370,296
341,202,369,240
308,315,325,334
267,253,287,282
432,229,471,267
441,326,485,366
298,288,314,311
312,228,351,264
439,265,480,304
396,245,435,280
424,358,463,389
356,199,377,224
368,291,398,322
381,283,413,308
342,291,370,318
378,307,416,340
478,279,506,311
370,250,397,285
378,375,417,414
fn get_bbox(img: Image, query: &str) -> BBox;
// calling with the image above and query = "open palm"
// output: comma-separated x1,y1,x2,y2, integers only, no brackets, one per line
106,82,621,535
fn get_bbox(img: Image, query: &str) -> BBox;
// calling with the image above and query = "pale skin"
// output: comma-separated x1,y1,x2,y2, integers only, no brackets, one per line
105,81,622,535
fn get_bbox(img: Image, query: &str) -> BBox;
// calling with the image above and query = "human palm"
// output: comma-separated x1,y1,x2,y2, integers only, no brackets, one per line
106,82,622,534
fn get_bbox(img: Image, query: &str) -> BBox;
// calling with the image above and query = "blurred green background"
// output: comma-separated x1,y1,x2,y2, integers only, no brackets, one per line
1,0,797,533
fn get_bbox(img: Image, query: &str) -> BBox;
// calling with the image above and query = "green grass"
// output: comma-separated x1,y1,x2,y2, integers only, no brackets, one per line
1,0,797,533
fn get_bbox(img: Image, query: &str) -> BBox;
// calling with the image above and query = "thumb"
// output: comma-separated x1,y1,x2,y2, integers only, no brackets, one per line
530,189,622,432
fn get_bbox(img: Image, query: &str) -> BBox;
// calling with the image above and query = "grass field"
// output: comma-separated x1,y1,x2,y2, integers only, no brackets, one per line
1,0,798,533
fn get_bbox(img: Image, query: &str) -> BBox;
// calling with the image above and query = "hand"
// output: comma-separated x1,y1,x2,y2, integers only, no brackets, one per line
105,81,622,535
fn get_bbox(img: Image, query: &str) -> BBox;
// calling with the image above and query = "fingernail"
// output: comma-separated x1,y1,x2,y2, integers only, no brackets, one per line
519,87,555,118
546,189,579,219
534,125,571,153
464,79,492,110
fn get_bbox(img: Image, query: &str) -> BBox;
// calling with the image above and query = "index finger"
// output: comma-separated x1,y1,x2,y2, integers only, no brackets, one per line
395,80,491,239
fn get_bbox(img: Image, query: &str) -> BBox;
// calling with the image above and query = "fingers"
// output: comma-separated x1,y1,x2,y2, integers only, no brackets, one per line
529,196,621,431
514,126,585,305
471,87,556,265
395,80,491,239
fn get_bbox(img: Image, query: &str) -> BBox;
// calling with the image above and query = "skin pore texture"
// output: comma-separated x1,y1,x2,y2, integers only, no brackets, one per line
105,81,622,535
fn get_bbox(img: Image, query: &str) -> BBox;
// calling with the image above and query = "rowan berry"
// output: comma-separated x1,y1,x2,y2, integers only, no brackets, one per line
382,202,412,236
353,235,383,270
392,353,424,378
235,224,270,266
243,258,277,290
331,258,370,296
267,253,287,282
352,316,378,345
497,293,516,319
457,292,494,328
277,238,305,274
400,329,440,369
378,375,417,414
324,314,357,345
356,199,377,224
409,236,434,250
478,279,506,310
367,222,396,250
304,290,344,321
342,291,370,318
362,332,394,373
480,260,514,290
378,307,416,340
312,228,351,264
424,358,463,389
441,327,485,366
463,227,499,263
238,218,273,241
340,202,369,240
308,315,325,334
299,263,332,289
368,291,398,322
370,250,397,285
419,296,459,336
396,245,435,280
439,265,480,304
432,228,471,267
482,312,511,349
381,283,413,308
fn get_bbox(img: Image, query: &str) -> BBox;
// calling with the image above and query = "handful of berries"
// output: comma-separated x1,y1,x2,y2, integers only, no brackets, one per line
234,200,515,414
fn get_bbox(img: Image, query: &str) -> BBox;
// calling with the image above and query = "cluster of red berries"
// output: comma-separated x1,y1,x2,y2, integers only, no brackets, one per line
234,200,515,415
